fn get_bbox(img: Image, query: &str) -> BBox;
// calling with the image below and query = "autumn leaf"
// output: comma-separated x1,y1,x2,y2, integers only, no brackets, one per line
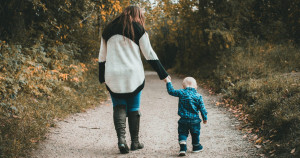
290,148,295,154
252,135,258,140
30,138,38,143
255,137,263,144
254,145,261,149
269,150,276,154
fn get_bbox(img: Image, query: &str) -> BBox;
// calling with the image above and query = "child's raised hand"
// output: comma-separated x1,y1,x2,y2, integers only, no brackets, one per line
203,120,207,124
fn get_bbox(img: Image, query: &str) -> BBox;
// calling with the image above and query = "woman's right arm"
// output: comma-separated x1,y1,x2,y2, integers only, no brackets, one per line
98,37,107,83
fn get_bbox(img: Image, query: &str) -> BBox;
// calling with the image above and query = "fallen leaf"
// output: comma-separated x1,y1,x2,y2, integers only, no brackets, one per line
252,135,258,140
291,148,295,154
256,137,263,144
12,115,20,119
255,145,261,149
263,140,270,144
269,150,275,153
30,138,38,143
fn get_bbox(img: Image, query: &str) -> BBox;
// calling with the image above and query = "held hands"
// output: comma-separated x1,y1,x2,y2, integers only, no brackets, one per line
203,120,207,124
163,75,171,83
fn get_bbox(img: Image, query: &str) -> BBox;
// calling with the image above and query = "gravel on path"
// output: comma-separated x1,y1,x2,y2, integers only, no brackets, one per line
31,71,258,158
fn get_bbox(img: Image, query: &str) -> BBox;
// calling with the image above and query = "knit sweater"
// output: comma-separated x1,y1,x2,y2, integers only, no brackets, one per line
98,21,168,98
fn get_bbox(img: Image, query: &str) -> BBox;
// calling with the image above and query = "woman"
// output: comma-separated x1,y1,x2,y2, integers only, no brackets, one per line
98,6,169,154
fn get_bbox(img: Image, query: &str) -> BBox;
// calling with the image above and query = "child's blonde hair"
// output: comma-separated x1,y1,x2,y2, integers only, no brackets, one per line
182,77,197,88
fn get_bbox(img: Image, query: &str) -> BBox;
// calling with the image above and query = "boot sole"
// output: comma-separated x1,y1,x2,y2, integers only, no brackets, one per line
119,144,129,154
131,143,144,150
130,146,144,151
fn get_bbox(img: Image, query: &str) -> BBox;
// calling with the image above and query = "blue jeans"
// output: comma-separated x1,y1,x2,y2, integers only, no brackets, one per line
178,118,201,145
110,91,142,113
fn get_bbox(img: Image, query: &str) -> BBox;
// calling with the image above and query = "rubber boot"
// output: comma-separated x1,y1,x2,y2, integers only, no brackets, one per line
128,111,144,150
113,105,129,154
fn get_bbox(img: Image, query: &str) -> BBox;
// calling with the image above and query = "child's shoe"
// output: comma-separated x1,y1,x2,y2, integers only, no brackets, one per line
179,150,186,156
192,144,203,152
179,142,187,156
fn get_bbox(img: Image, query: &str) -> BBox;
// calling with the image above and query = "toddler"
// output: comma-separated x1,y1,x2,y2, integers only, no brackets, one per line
165,76,208,156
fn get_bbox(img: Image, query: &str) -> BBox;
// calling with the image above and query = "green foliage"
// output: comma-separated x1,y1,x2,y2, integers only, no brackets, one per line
248,0,300,42
0,0,127,60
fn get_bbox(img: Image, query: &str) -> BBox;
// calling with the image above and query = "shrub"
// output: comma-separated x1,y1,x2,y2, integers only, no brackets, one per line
213,40,299,157
0,41,107,157
227,75,299,157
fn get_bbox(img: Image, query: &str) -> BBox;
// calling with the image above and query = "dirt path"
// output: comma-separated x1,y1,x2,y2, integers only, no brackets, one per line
32,71,258,157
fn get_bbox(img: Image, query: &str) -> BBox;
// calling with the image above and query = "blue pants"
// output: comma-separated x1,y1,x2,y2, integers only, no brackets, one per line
178,118,201,145
110,91,141,113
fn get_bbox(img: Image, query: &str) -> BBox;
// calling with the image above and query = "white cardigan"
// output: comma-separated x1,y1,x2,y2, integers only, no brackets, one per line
99,22,168,98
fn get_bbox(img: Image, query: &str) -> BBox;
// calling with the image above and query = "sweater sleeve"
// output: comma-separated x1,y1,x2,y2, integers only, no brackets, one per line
139,32,168,80
98,37,107,83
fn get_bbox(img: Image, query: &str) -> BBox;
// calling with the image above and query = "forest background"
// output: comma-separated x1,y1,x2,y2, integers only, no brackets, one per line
0,0,299,157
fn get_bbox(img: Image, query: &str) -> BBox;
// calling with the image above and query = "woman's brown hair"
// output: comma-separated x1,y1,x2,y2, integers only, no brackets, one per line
102,6,145,42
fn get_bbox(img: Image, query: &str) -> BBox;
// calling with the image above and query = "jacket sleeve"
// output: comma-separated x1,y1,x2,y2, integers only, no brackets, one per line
98,37,107,83
197,96,208,121
166,82,182,97
139,32,168,80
